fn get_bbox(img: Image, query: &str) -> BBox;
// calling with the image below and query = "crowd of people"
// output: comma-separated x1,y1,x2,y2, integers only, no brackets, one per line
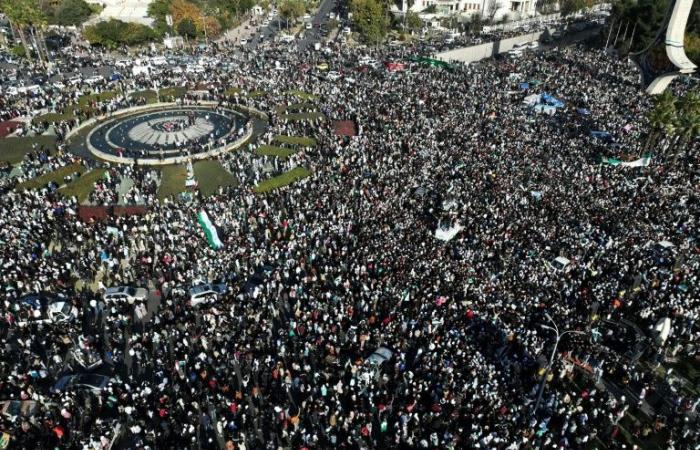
0,24,698,450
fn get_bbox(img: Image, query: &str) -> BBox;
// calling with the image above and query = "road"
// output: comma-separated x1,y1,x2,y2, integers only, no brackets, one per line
297,0,337,52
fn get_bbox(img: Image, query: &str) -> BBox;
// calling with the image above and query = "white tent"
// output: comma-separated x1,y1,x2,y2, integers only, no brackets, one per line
523,94,540,106
654,317,672,345
435,223,464,241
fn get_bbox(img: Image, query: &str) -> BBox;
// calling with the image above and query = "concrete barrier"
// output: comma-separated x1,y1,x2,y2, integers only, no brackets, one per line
436,32,545,64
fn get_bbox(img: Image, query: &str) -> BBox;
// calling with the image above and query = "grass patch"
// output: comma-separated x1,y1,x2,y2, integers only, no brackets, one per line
33,112,76,124
279,112,324,122
0,136,58,164
130,90,159,104
157,165,188,201
58,168,106,203
224,87,242,96
193,160,237,197
78,91,119,108
273,135,317,147
255,145,297,159
15,163,86,191
247,90,266,98
159,86,187,98
284,89,319,101
274,102,317,114
254,167,311,193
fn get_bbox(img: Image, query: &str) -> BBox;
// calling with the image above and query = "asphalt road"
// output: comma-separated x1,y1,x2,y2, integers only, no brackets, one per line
297,0,337,52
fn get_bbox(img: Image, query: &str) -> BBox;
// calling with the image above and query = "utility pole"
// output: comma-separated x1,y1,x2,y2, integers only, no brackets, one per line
532,314,586,415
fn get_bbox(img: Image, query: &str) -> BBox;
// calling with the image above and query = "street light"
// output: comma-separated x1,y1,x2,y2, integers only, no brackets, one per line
532,313,586,415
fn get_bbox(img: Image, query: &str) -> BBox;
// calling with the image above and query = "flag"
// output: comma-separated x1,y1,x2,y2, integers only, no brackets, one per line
197,210,223,249
601,155,651,167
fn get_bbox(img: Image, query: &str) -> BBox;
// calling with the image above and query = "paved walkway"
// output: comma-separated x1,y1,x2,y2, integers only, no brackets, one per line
117,176,134,205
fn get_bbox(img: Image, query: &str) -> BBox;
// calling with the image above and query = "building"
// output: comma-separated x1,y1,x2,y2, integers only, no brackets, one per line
394,0,537,21
84,0,154,26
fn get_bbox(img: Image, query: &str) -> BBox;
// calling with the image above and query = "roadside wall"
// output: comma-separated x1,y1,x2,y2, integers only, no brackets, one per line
436,31,545,64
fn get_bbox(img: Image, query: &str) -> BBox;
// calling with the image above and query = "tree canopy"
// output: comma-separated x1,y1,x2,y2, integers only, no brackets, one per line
350,0,389,44
83,19,157,48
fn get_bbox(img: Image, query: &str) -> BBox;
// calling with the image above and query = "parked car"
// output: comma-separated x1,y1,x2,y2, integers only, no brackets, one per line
546,256,571,273
188,283,228,307
51,374,110,394
103,286,147,304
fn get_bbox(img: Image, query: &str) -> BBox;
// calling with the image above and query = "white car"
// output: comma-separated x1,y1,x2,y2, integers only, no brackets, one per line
103,286,148,304
279,34,294,43
342,27,351,35
305,22,312,30
85,75,103,85
240,38,248,45
52,81,66,90
151,56,167,66
262,19,270,27
329,12,336,19
303,13,311,21
326,71,341,81
188,283,228,307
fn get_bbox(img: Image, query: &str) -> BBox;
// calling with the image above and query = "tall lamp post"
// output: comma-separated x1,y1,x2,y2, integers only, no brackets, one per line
532,313,586,415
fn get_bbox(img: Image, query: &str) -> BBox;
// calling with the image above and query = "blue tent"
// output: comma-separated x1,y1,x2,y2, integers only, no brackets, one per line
590,130,611,138
541,93,565,108
519,82,530,90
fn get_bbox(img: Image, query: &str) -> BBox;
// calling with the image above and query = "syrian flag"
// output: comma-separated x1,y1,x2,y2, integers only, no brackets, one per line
601,155,651,167
197,210,223,250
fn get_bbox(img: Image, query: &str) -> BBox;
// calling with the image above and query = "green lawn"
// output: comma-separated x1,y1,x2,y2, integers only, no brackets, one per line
130,90,159,104
0,136,58,164
255,145,298,159
224,87,242,96
157,165,188,201
274,102,318,114
279,112,325,122
254,167,311,193
247,90,266,98
284,89,319,101
15,163,86,191
58,168,107,203
159,86,187,98
273,135,317,147
33,112,76,124
78,91,119,108
193,160,237,197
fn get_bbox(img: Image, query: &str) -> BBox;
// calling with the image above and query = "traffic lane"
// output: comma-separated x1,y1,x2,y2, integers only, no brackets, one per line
247,20,281,48
298,0,335,51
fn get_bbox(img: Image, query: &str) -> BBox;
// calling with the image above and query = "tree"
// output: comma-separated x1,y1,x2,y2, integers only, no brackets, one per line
405,11,422,32
0,0,45,62
83,19,156,48
53,0,93,25
148,0,173,36
279,0,304,29
646,89,677,154
535,0,557,14
559,0,591,17
177,17,198,39
672,90,700,160
350,0,389,45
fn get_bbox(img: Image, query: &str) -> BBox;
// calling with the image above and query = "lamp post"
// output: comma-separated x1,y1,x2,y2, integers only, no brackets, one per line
532,313,586,415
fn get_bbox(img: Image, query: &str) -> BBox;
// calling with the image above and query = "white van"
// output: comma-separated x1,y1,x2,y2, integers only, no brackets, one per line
151,56,167,66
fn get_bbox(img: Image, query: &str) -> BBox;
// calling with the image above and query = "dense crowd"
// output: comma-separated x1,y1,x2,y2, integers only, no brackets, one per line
0,27,698,450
